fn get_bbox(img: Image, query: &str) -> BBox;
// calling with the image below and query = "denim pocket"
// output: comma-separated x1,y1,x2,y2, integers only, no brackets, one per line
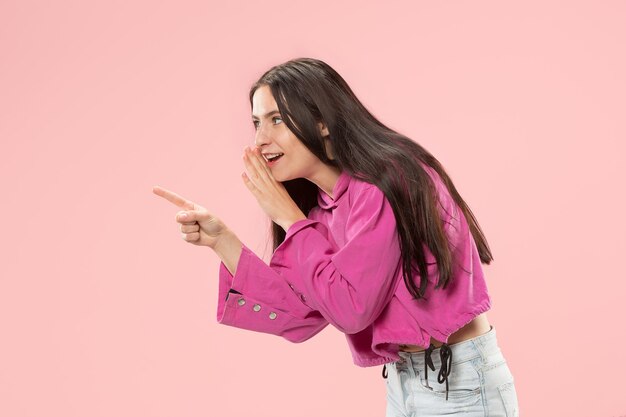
497,380,519,417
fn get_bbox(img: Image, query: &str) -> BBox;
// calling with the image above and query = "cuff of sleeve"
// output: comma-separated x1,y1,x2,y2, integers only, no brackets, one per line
216,243,252,322
285,218,320,241
229,244,256,295
272,219,334,268
217,291,326,343
217,244,294,311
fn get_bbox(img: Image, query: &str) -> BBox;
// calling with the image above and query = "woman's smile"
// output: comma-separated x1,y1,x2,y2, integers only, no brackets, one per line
266,154,283,167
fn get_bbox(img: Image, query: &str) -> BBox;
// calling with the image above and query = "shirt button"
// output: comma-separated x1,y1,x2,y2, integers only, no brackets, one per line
289,284,294,289
300,294,306,302
269,312,277,320
237,298,246,306
253,304,261,312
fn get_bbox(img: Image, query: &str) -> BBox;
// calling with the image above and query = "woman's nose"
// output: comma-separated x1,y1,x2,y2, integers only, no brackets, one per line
254,128,271,147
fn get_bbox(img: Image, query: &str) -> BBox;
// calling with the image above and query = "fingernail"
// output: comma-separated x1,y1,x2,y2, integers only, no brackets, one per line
179,213,187,220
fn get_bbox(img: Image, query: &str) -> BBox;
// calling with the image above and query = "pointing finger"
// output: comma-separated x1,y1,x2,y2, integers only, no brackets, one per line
152,185,196,210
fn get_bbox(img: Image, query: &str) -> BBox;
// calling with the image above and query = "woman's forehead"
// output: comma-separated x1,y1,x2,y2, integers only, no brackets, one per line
252,86,278,113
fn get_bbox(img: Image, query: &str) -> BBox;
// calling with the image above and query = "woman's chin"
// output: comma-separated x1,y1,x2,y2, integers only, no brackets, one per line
272,172,293,183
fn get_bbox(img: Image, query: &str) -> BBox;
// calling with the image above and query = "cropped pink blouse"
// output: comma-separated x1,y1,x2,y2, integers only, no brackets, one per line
216,166,492,368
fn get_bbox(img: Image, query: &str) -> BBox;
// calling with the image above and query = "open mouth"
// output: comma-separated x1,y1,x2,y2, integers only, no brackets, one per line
264,153,284,163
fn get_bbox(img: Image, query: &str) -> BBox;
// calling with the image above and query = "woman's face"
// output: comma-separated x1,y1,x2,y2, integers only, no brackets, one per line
251,85,329,183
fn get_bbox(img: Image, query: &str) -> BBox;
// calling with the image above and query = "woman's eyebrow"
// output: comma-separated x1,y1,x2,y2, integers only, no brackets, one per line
251,110,280,120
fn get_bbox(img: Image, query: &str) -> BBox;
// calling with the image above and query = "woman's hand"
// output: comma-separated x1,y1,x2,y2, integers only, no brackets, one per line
152,185,229,249
242,146,307,231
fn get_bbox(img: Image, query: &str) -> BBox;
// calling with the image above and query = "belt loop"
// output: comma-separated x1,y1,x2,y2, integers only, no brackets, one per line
473,332,487,362
424,343,436,388
404,352,417,380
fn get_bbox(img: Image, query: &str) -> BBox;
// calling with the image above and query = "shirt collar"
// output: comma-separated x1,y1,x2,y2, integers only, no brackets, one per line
317,170,350,209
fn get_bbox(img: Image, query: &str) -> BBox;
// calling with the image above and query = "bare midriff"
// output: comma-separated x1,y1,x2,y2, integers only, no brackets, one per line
398,312,491,352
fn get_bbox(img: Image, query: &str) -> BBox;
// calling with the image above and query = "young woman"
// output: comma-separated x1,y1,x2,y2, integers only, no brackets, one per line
153,57,519,416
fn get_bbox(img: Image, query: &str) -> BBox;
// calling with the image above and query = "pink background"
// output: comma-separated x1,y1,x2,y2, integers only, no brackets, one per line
1,1,625,416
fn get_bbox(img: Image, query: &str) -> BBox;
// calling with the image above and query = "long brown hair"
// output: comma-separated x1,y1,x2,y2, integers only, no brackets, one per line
249,57,493,301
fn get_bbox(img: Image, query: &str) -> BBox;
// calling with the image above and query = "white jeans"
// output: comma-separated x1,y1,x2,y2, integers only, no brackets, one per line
384,325,519,416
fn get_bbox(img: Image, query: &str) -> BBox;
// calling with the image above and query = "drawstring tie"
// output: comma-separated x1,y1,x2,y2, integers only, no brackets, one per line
425,342,453,401
382,343,453,401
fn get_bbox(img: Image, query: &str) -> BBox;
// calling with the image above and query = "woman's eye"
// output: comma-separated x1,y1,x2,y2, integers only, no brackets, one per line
253,117,282,129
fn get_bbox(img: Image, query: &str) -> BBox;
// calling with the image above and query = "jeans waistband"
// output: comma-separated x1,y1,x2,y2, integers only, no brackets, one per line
384,325,497,401
397,324,497,366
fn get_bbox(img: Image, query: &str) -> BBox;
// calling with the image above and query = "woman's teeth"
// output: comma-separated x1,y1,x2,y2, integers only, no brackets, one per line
265,153,284,162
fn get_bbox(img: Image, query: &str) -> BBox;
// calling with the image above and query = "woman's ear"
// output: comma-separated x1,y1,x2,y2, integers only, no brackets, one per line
317,121,329,137
317,121,334,160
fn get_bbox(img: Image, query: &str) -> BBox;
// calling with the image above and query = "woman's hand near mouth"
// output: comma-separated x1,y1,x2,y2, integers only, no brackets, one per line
242,146,306,231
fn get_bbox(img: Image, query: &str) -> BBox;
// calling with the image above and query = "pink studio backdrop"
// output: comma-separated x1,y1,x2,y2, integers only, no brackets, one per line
1,1,624,416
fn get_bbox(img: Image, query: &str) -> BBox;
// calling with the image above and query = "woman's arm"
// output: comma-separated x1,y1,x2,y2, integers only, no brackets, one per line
211,228,243,276
222,183,403,336
268,184,403,334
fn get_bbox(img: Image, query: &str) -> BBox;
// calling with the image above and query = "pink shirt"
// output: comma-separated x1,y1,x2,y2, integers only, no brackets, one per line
216,167,492,367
